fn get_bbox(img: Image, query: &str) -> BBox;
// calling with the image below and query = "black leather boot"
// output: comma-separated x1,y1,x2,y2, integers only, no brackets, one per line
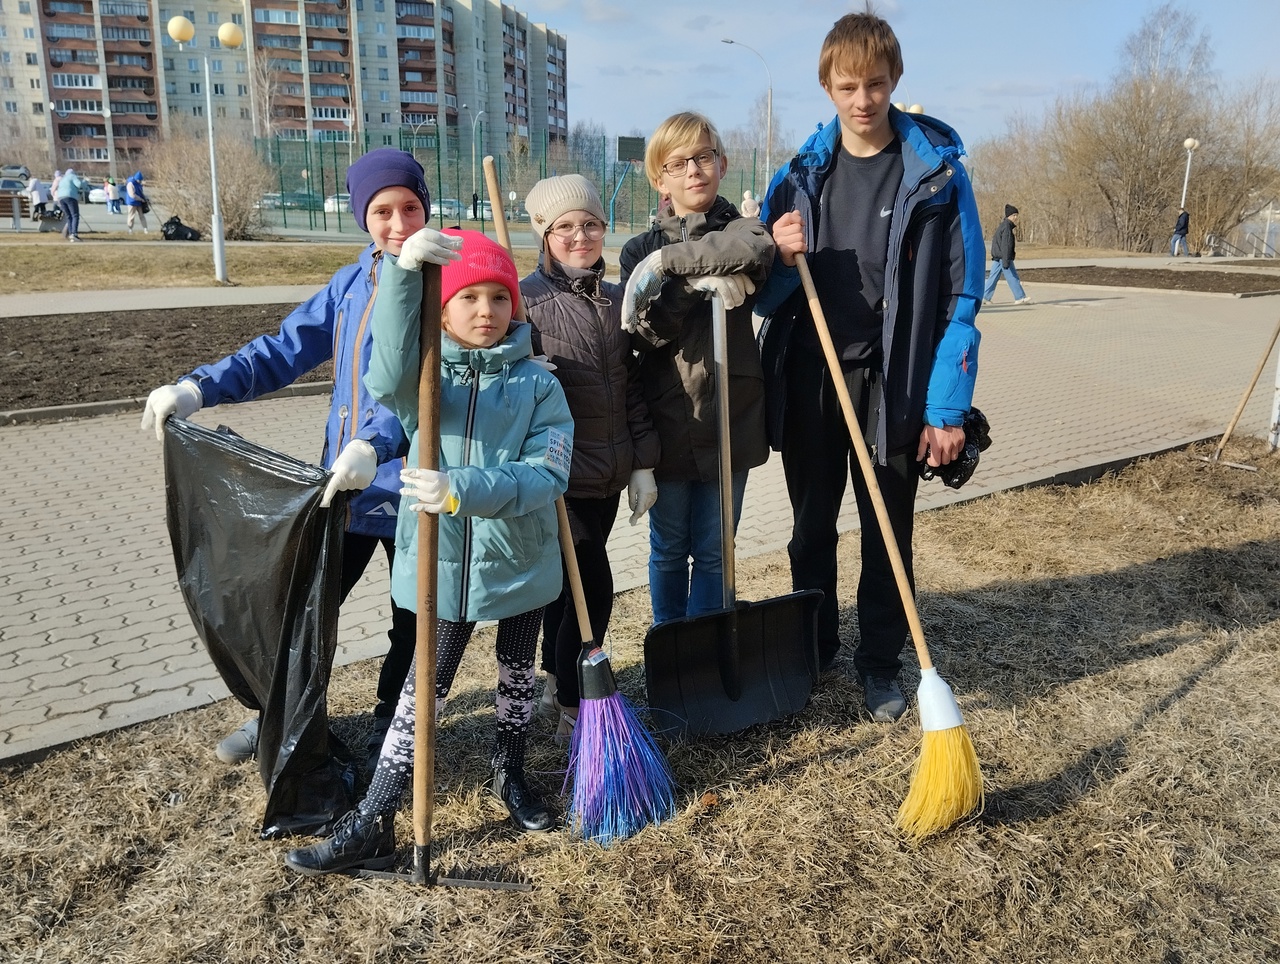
491,766,556,833
284,809,396,876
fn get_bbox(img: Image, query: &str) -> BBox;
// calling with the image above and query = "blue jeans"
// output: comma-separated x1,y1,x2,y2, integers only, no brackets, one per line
1171,233,1188,256
983,260,1027,301
58,197,80,239
647,471,748,624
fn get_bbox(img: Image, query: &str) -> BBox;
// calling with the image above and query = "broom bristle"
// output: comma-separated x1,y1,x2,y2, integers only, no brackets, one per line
565,690,676,846
894,724,984,843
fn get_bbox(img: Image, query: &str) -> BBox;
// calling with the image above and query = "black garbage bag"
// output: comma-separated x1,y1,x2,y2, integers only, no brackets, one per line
162,418,357,839
162,215,202,241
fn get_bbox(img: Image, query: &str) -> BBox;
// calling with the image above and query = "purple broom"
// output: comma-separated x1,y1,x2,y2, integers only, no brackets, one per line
553,502,676,846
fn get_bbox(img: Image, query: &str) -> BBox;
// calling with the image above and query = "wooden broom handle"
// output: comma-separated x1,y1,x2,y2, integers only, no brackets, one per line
483,156,594,648
413,262,443,872
1213,314,1280,461
794,254,934,672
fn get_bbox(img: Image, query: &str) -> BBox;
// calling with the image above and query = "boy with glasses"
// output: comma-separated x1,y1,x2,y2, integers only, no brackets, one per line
519,174,660,739
620,111,774,626
755,10,984,722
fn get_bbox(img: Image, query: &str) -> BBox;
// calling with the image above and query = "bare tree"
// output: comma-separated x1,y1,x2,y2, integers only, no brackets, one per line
145,119,274,239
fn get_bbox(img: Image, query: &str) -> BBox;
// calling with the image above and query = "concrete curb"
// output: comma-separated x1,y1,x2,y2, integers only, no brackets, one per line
1,380,335,426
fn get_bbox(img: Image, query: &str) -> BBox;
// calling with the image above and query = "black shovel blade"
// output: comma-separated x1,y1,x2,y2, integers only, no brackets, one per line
643,589,823,737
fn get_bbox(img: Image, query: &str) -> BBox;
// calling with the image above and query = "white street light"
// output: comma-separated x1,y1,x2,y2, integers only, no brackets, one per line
1180,137,1200,209
462,103,485,219
722,38,772,189
167,16,245,284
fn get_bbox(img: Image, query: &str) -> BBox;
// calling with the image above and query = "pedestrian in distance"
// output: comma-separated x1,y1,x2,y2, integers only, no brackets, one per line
285,230,575,876
124,171,150,234
983,204,1031,305
105,177,122,215
756,8,984,722
53,167,85,241
27,175,49,221
140,148,458,774
620,110,775,626
519,173,660,740
1171,206,1190,257
741,190,761,218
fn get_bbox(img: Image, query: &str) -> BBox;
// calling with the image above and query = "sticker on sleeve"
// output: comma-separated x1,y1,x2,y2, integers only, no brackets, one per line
545,428,573,474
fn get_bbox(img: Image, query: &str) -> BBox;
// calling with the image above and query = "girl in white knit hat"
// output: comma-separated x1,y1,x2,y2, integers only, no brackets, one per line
520,174,661,740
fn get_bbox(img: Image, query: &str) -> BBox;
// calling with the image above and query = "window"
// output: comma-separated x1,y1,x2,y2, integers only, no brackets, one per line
19,0,30,11
49,23,97,40
404,70,422,82
30,78,40,89
212,83,224,95
215,105,226,117
380,112,391,122
231,13,243,25
240,107,250,119
33,101,44,114
23,27,34,39
101,26,152,41
3,101,15,113
210,59,222,72
26,52,39,65
188,58,199,71
378,67,388,80
236,62,246,73
207,10,217,23
379,90,388,102
53,73,102,88
254,8,299,24
237,84,248,96
375,22,385,34
397,25,434,40
190,82,201,94
376,44,387,58
163,57,174,70
1,78,11,90
402,90,436,103
192,105,203,116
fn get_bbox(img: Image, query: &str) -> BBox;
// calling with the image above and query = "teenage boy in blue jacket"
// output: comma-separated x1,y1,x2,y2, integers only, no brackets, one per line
140,149,459,769
755,10,984,722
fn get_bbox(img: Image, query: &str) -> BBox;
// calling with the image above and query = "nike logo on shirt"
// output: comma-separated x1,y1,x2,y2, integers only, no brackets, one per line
880,207,892,218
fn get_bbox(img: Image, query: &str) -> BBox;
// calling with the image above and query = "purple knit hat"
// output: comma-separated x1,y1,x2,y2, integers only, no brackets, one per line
346,148,431,232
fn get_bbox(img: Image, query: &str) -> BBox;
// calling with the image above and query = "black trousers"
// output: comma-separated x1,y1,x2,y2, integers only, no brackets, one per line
340,533,416,718
539,491,622,708
780,347,919,677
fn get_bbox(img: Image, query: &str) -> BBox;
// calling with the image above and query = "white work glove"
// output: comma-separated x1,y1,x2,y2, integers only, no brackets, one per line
321,438,378,508
400,467,458,514
621,249,667,333
689,274,756,311
397,226,463,271
530,354,557,372
140,380,203,441
627,468,657,525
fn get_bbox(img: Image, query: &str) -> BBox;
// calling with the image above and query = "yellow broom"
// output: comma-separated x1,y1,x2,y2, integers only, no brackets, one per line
794,254,982,841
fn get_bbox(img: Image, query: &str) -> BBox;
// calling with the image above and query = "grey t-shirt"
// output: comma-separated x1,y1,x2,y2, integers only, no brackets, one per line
803,139,904,365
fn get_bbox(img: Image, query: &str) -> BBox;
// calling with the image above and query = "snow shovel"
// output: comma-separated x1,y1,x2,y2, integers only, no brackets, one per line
642,291,822,737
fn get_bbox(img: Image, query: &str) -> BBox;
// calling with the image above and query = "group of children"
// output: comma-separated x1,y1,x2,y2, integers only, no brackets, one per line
142,9,983,875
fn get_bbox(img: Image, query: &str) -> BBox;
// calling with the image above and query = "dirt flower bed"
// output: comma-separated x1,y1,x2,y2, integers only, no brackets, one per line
3,438,1279,961
1018,265,1280,293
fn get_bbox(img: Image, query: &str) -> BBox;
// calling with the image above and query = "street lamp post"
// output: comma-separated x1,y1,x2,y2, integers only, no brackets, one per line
462,103,485,219
166,15,245,284
1180,137,1200,209
722,38,772,188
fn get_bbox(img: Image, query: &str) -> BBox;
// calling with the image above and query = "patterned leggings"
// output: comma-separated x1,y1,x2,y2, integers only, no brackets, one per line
359,607,543,817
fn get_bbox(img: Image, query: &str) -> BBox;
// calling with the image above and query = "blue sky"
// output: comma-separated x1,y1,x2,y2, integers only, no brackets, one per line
540,0,1278,151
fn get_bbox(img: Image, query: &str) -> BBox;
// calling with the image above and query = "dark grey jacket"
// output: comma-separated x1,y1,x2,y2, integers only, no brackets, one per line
619,196,774,483
524,255,660,500
990,216,1016,268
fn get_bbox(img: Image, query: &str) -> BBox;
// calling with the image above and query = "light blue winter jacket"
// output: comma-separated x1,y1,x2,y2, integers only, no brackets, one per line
365,256,573,623
183,244,408,538
54,169,84,201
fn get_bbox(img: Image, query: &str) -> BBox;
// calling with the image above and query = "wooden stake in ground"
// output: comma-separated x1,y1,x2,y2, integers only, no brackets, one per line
412,261,442,885
794,253,983,841
1201,314,1280,471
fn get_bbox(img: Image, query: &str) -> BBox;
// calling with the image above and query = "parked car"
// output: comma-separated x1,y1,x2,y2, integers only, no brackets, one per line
88,186,108,204
323,192,351,214
0,177,27,193
256,192,283,210
1,164,30,180
281,190,322,210
432,198,462,220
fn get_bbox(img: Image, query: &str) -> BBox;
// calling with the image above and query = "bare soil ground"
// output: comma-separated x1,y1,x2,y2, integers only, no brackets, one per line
3,437,1279,961
2,260,1278,413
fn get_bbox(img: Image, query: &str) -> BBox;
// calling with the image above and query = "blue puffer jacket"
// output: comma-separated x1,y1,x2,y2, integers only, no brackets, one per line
756,108,985,460
365,256,573,623
183,244,408,538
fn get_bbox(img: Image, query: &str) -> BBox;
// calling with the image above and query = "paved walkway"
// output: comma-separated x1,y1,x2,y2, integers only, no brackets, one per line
3,273,1279,763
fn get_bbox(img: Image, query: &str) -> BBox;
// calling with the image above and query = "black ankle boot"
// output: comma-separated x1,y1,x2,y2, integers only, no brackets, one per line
491,766,556,833
284,809,396,876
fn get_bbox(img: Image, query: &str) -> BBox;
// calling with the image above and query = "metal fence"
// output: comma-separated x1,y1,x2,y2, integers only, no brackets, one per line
254,135,764,237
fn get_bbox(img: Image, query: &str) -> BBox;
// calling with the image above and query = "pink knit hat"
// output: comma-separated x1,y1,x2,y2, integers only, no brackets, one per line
439,229,521,316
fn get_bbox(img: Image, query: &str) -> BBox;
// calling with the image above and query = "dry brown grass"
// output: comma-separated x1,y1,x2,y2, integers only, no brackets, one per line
0,237,544,295
4,440,1280,962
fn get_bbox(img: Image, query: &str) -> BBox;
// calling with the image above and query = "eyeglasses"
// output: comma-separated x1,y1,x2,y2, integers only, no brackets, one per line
659,149,719,178
548,219,606,241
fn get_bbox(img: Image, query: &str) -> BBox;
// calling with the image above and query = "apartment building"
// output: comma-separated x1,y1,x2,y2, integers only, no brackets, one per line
0,0,566,178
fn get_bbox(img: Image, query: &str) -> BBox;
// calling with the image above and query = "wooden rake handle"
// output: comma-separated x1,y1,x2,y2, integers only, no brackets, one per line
794,254,934,672
482,156,594,648
1214,315,1280,462
413,261,443,883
